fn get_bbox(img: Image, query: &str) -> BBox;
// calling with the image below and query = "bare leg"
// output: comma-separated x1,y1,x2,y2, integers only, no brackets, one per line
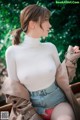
51,102,75,120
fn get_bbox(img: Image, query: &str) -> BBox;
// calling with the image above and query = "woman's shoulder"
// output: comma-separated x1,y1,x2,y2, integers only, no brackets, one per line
42,42,57,51
5,45,16,56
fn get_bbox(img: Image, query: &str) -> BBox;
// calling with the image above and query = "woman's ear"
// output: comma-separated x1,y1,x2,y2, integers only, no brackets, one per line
28,21,35,29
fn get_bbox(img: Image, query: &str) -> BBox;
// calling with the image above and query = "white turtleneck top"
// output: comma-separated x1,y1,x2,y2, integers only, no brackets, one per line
5,35,60,91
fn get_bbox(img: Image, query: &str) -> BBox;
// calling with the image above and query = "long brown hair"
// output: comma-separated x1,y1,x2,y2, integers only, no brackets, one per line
11,4,50,45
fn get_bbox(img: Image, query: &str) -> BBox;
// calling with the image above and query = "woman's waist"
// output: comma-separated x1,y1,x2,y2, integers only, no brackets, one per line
29,81,64,97
24,79,55,92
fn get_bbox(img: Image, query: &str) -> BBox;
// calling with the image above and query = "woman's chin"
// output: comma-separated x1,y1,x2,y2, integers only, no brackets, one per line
42,34,48,37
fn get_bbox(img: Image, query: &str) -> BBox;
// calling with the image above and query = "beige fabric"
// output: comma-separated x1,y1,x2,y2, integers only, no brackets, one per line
7,96,43,120
65,46,80,64
2,78,30,100
65,45,80,82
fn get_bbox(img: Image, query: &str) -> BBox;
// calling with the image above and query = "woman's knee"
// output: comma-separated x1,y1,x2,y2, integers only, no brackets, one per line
51,115,73,120
51,102,75,120
57,115,73,120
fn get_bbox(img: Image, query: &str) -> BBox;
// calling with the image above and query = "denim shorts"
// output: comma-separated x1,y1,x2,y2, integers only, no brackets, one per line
29,82,67,115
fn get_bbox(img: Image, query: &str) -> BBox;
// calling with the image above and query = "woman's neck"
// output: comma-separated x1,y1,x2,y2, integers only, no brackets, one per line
22,34,41,48
26,32,40,39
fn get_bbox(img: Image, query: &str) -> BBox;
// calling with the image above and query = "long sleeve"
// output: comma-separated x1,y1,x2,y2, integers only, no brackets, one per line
52,44,61,68
46,42,61,68
5,46,19,81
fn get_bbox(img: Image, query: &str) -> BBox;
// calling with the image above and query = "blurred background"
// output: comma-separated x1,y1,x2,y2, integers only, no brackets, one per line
0,0,80,96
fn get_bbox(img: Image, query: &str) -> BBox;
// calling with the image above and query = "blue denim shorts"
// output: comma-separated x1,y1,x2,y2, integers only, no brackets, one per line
29,82,67,114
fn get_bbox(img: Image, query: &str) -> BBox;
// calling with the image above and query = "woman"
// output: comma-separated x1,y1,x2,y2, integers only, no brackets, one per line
3,4,80,120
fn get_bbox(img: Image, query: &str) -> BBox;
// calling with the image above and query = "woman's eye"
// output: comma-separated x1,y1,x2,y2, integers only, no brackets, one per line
45,18,49,21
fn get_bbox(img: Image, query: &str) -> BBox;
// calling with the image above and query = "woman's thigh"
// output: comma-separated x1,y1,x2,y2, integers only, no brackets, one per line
51,102,75,120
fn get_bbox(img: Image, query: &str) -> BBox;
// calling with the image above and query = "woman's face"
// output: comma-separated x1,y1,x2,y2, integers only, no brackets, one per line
41,20,52,37
27,18,51,38
34,19,51,38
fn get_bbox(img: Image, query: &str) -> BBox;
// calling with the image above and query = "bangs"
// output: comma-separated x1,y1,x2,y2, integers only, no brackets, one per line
39,8,50,29
40,8,50,22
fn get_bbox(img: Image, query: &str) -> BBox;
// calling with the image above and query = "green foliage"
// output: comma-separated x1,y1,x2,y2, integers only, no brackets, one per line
0,0,80,83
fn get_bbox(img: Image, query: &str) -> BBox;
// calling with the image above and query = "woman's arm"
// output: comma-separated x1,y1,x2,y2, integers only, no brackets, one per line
5,46,19,81
49,43,80,83
52,44,61,68
46,42,61,68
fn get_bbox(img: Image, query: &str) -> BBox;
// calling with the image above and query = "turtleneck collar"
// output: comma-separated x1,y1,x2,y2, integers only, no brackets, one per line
22,34,41,48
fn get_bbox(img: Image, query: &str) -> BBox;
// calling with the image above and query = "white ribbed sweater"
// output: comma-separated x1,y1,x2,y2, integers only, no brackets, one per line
5,35,60,91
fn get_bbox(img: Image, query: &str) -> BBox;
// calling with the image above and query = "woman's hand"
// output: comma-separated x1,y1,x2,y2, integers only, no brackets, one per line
73,46,80,53
65,45,80,64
